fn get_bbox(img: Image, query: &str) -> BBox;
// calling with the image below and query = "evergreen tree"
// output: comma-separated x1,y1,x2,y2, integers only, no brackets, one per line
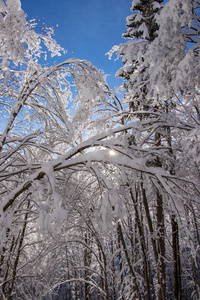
123,0,163,41
114,0,164,113
108,1,200,299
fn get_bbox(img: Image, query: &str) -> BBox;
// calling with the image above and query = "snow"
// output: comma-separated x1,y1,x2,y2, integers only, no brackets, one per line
0,0,6,11
6,0,21,8
138,23,149,39
135,13,142,22
0,1,200,298
131,0,141,9
106,45,119,60
153,2,161,10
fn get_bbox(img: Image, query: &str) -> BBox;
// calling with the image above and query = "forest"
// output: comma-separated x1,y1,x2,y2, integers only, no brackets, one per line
0,0,200,299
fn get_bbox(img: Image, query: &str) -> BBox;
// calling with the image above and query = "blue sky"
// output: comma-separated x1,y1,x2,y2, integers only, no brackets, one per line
20,0,132,88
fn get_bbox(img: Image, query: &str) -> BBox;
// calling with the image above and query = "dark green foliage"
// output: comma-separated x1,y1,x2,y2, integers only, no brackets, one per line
123,0,164,41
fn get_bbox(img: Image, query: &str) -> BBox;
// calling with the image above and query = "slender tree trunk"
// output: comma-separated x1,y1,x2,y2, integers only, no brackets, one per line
65,245,71,300
1,236,16,297
84,232,92,300
156,190,166,300
166,118,182,300
128,183,152,299
0,228,10,278
171,214,182,300
117,222,142,300
111,238,117,300
7,200,30,300
141,182,165,299
154,131,166,300
117,224,125,300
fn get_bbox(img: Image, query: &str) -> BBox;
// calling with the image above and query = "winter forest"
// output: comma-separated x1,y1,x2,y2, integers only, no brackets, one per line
0,0,200,299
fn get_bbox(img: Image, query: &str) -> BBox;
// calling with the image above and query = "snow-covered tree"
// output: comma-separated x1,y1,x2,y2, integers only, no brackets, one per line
1,0,200,299
144,0,200,102
107,0,164,114
108,0,200,299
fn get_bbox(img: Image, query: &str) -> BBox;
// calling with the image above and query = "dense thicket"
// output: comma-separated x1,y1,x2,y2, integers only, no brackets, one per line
0,0,200,299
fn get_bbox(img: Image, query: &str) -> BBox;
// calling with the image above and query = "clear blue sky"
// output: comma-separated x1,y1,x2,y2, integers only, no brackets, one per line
20,0,132,88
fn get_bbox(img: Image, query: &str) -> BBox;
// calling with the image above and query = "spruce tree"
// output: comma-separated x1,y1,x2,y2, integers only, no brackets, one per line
115,2,167,299
116,0,164,113
113,1,200,299
123,0,163,42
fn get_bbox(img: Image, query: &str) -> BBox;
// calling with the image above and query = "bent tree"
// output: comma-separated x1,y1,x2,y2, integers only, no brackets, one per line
0,0,200,299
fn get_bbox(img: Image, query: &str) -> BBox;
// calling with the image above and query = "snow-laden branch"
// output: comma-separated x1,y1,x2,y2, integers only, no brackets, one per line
1,115,198,215
0,58,106,151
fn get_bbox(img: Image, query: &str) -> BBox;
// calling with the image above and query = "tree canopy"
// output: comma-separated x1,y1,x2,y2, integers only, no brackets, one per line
0,0,200,299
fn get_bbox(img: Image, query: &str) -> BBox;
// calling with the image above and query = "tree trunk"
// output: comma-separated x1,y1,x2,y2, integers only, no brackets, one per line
117,224,125,300
157,190,166,300
117,222,142,300
7,200,30,300
171,214,182,300
84,232,92,300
